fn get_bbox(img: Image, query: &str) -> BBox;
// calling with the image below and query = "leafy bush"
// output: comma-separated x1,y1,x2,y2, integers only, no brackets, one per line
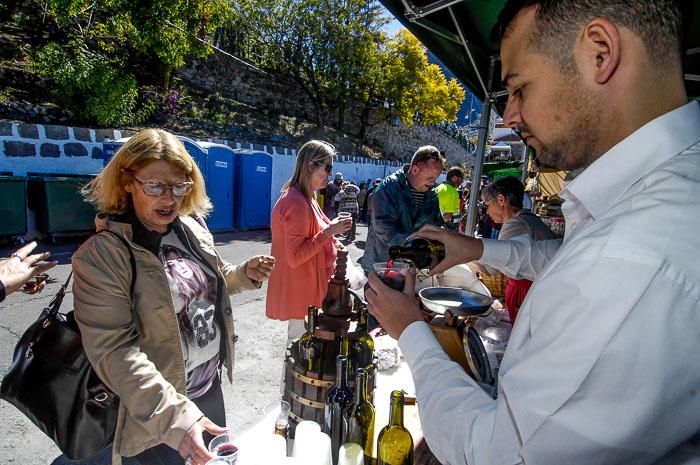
32,41,151,126
141,89,183,124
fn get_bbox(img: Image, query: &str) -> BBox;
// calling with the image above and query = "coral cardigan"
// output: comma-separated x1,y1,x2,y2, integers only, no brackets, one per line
266,186,338,320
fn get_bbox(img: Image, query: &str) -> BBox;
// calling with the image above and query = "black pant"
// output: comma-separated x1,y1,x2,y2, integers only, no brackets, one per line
131,377,226,465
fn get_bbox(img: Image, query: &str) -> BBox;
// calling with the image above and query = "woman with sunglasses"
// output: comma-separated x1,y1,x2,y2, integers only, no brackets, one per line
71,129,275,465
266,140,352,345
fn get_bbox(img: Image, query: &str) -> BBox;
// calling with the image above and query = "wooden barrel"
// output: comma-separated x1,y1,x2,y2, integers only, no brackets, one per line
283,346,376,436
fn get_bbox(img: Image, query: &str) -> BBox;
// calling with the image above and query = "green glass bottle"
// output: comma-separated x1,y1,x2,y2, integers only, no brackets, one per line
388,237,445,270
377,390,413,465
325,355,353,465
343,367,375,461
350,301,375,370
298,305,324,374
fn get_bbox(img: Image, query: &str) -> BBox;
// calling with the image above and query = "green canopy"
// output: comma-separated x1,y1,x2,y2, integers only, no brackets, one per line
379,0,700,108
488,167,522,180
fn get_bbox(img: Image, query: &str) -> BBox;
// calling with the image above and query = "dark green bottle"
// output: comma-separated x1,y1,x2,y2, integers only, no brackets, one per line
298,305,324,374
350,301,374,370
388,237,445,269
343,367,375,461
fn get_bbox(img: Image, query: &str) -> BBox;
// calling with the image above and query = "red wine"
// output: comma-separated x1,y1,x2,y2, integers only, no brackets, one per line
386,258,395,269
381,270,405,291
214,443,238,457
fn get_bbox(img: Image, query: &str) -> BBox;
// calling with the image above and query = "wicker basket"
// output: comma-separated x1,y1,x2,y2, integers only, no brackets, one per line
478,272,508,300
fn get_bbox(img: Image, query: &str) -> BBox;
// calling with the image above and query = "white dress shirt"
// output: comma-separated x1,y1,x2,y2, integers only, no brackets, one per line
400,101,700,465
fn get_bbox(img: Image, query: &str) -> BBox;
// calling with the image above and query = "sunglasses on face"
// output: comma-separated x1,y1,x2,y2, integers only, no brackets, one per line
314,161,333,174
132,176,194,197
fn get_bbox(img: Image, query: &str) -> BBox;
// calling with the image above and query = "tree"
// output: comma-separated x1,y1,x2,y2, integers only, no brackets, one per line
39,0,232,88
381,30,465,126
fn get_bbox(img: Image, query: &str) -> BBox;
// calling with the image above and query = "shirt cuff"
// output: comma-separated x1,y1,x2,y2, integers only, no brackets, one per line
479,238,511,270
398,321,446,365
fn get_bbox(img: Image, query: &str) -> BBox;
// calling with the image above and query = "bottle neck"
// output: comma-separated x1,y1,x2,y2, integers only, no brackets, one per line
355,370,367,402
336,358,348,387
388,393,404,427
308,307,317,333
358,304,368,329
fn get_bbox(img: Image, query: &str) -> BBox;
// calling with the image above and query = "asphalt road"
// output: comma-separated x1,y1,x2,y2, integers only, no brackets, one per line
0,223,369,464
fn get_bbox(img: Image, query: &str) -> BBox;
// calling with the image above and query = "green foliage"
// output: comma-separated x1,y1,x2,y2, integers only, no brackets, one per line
40,0,233,88
33,40,149,126
381,30,465,126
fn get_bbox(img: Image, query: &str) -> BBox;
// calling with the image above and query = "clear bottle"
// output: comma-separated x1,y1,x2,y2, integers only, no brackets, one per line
298,305,324,374
343,367,375,462
350,301,374,370
388,237,445,270
325,355,354,465
377,390,414,465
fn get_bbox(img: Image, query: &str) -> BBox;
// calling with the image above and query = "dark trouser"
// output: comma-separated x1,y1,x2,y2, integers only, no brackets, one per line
130,377,226,465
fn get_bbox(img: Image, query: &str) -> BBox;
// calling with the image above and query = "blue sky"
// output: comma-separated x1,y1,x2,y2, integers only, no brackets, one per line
380,4,403,36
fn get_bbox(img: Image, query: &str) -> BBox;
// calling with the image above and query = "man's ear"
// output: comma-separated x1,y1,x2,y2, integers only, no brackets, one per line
579,17,620,84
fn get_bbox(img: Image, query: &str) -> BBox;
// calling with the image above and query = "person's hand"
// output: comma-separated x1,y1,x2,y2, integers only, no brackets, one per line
178,416,227,465
245,255,276,282
365,267,423,340
325,215,352,236
467,261,490,276
409,225,484,276
0,242,57,297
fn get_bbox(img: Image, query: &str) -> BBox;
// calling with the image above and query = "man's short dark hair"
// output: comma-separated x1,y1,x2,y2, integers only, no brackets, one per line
411,146,446,168
483,176,525,210
492,0,685,71
446,166,465,180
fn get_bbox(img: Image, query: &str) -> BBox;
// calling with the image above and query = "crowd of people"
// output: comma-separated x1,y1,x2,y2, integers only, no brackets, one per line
3,1,699,465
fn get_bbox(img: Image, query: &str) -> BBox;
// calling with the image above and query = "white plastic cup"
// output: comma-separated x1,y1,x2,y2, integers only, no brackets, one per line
338,443,364,465
292,421,322,461
316,431,333,465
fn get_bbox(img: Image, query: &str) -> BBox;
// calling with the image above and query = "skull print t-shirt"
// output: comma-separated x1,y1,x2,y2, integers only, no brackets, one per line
160,231,220,399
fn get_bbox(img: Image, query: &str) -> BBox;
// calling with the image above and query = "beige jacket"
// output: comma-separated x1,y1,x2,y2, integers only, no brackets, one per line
72,213,259,463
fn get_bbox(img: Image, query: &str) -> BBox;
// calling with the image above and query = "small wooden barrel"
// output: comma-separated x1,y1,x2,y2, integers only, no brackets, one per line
284,349,335,431
283,346,376,436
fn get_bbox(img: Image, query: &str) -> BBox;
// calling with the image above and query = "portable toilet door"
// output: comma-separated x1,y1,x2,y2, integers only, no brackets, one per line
199,142,235,231
176,136,208,178
233,150,273,230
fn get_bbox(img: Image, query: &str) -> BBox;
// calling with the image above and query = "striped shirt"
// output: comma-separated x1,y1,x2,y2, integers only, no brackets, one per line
410,188,425,211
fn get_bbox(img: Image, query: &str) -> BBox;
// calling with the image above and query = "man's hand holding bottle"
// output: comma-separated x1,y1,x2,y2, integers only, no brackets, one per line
409,224,484,275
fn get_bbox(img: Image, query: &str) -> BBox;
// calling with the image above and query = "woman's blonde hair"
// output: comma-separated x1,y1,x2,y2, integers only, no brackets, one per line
281,140,336,199
82,129,212,217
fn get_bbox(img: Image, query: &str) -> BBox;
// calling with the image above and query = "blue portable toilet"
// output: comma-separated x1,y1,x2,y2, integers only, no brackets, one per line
198,142,235,232
232,149,273,230
102,138,130,166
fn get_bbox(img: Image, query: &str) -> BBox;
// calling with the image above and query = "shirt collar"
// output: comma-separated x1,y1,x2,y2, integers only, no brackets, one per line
561,101,700,220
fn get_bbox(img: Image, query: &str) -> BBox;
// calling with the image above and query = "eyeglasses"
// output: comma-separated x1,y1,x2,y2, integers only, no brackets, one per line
314,161,333,174
132,176,194,197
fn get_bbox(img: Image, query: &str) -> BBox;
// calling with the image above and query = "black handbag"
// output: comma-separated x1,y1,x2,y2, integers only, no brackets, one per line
0,231,135,460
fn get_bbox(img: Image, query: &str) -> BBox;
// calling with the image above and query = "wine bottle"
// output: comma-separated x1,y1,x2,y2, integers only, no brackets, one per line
377,390,413,465
325,355,354,465
298,306,324,374
388,237,445,270
350,301,374,370
339,334,354,382
343,368,375,461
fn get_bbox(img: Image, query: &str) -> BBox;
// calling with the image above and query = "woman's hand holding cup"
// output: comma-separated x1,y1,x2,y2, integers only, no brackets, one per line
325,214,352,236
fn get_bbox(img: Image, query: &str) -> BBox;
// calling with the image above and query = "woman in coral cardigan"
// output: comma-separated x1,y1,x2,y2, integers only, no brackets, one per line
266,140,352,343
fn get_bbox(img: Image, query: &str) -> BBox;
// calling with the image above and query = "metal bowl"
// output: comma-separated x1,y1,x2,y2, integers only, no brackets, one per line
418,287,493,317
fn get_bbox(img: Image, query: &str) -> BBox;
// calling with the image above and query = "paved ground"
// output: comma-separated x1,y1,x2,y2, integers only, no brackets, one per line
0,222,369,464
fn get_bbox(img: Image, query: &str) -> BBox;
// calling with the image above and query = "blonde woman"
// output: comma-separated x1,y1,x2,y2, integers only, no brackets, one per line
72,129,275,465
266,140,352,342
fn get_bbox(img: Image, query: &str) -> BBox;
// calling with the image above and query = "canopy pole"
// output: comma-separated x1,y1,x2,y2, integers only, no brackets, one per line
464,55,498,237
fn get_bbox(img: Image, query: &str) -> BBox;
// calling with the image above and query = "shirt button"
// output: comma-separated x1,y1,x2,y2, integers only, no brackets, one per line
224,308,232,315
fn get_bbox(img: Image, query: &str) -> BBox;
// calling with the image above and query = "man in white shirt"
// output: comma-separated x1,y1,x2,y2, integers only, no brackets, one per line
365,1,700,465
